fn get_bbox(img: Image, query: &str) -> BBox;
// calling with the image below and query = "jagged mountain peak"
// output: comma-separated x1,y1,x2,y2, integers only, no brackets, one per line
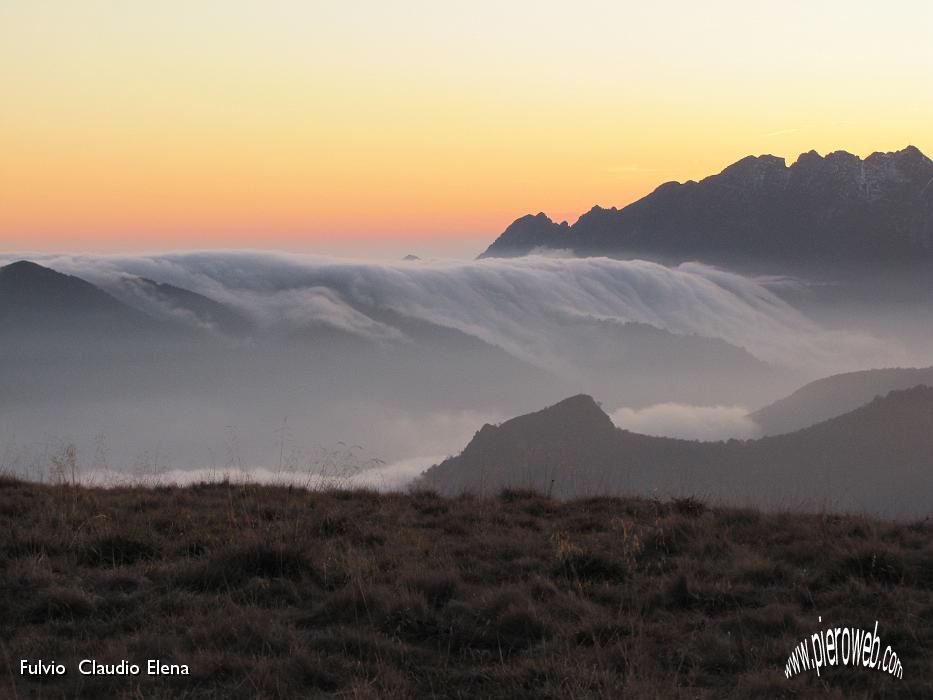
515,393,611,427
469,394,614,447
721,153,787,175
482,145,933,266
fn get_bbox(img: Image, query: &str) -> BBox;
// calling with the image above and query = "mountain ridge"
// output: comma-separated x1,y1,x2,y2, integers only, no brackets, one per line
751,366,933,435
419,387,933,517
481,146,933,268
0,260,153,334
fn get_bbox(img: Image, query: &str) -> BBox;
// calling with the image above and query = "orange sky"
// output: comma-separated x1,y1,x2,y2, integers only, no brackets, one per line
1,2,931,256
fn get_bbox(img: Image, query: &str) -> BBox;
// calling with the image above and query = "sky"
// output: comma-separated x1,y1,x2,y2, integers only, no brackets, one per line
1,1,931,257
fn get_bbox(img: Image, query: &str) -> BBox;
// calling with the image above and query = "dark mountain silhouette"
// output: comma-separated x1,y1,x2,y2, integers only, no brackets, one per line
0,261,559,412
0,260,253,338
751,366,933,435
481,146,933,268
0,260,155,335
418,388,933,517
0,261,214,402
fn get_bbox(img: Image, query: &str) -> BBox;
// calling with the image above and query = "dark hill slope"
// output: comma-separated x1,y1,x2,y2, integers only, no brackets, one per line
419,389,933,518
752,366,933,434
0,260,152,334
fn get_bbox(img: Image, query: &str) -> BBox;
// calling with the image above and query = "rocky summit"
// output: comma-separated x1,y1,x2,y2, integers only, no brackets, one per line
481,146,933,269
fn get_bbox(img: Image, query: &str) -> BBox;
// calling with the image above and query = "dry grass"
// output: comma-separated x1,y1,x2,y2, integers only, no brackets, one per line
1,479,930,699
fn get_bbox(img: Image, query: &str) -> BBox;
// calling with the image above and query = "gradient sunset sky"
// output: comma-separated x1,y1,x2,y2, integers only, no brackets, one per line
2,1,931,257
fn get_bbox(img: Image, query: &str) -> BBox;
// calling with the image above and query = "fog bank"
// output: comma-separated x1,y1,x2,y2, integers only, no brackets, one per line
610,404,761,441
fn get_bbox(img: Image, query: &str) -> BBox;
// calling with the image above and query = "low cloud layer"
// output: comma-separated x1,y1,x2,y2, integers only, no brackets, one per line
1,250,912,481
0,401,498,488
3,251,903,374
77,455,438,492
610,403,761,441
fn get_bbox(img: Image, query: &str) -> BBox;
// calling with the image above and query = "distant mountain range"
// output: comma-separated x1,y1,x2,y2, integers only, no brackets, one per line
419,389,933,517
0,260,554,409
481,146,933,268
0,260,785,406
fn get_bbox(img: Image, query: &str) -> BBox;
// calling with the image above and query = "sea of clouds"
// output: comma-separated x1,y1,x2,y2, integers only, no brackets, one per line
1,251,910,488
3,251,902,374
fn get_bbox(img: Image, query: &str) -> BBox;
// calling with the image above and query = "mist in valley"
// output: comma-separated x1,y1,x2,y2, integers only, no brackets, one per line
1,251,929,490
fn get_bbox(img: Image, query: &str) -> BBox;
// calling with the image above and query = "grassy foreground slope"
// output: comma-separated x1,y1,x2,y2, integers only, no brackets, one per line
2,478,931,699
